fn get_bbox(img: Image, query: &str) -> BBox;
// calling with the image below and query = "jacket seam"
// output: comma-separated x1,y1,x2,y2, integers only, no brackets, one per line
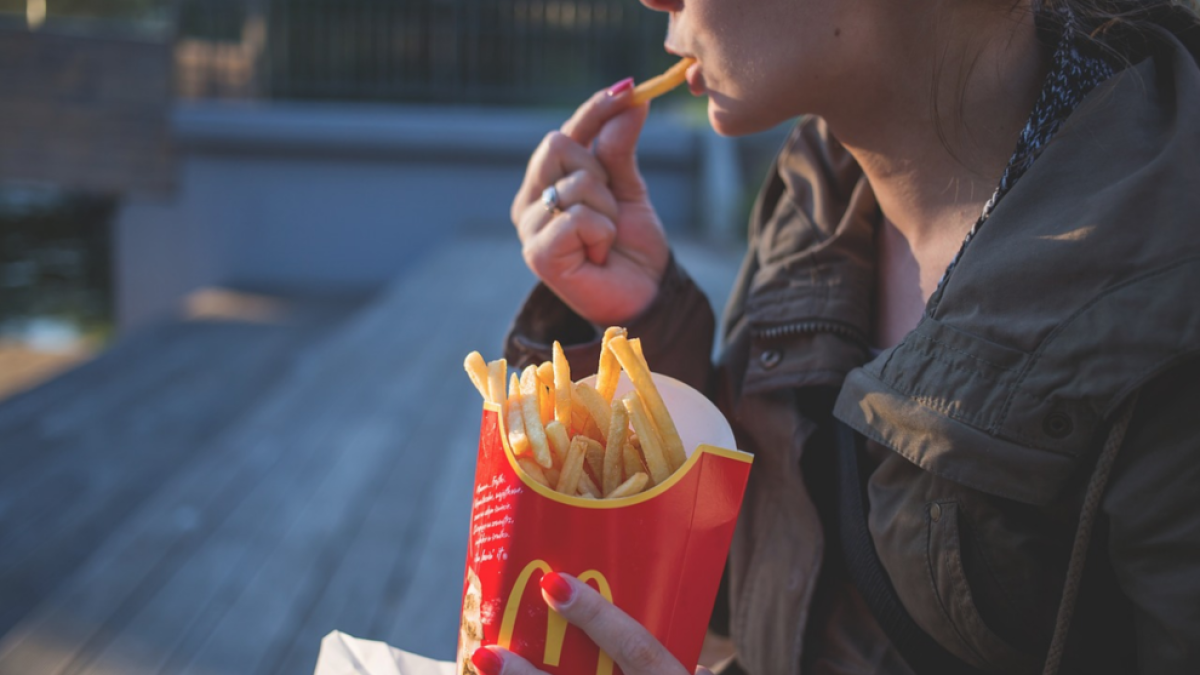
909,332,1018,373
997,256,1200,430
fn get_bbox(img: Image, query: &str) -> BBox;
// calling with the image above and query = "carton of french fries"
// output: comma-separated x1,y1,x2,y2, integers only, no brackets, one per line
459,327,752,675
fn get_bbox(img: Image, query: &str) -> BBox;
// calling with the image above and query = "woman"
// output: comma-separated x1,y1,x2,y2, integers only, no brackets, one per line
474,0,1200,673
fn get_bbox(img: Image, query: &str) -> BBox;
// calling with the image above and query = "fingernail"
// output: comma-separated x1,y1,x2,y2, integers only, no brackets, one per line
607,77,634,97
540,571,574,604
471,647,503,675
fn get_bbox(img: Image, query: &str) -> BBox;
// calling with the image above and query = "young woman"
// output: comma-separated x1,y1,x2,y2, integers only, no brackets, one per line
476,0,1200,673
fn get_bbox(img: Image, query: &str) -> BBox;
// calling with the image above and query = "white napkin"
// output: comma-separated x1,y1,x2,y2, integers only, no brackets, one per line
314,631,456,675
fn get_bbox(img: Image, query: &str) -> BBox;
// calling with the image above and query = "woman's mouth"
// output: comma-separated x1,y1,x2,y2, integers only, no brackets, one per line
685,60,705,96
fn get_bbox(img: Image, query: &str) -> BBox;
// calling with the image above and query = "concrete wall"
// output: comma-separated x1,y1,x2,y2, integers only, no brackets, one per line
115,102,703,331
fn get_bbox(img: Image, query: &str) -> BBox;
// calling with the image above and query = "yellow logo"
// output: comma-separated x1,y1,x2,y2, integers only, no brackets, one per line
497,560,614,675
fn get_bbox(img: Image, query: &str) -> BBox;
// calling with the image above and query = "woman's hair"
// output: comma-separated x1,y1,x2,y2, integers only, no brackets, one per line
1046,0,1200,65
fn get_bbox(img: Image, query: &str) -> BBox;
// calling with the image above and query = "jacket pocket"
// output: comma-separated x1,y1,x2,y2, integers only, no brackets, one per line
924,500,1041,675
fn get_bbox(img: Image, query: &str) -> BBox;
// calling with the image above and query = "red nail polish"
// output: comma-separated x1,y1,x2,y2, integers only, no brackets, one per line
607,77,634,96
471,647,503,675
541,571,574,604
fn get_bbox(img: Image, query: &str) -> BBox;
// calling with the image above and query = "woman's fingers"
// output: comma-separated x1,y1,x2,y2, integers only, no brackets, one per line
472,645,545,675
522,204,617,273
560,84,638,147
512,131,608,225
560,85,651,203
540,572,687,675
515,170,620,244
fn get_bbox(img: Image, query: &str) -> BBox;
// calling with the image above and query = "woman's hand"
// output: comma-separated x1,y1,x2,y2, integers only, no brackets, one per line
510,82,670,327
469,572,713,675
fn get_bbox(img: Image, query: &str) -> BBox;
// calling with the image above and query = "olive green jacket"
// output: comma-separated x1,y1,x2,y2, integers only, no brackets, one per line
505,25,1200,675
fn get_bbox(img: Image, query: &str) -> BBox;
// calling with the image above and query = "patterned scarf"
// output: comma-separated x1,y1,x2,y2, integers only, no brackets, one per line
927,4,1116,313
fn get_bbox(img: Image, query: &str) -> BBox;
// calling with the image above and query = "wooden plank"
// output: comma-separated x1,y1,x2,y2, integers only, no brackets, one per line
0,303,362,633
0,237,534,675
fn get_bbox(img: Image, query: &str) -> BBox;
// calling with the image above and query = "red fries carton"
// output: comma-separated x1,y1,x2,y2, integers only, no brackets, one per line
457,373,752,675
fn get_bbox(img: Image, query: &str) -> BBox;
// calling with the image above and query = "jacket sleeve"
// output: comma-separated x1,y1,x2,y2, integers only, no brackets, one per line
1103,356,1200,674
503,253,717,395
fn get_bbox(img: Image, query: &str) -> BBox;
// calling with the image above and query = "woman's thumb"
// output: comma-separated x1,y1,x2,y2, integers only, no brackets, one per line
594,102,650,201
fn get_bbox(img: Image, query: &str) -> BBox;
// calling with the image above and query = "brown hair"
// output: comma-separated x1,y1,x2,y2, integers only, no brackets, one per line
1043,0,1200,65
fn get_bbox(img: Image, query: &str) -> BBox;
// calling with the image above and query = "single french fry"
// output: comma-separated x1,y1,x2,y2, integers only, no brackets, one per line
596,326,627,403
623,441,651,486
579,472,602,498
623,392,670,484
571,406,589,434
487,359,507,409
464,351,490,400
608,472,649,499
552,341,573,427
520,366,554,468
631,57,696,106
580,436,605,485
578,493,597,500
536,361,555,387
629,337,645,362
539,381,554,425
507,373,530,455
603,400,629,495
609,335,687,472
517,457,551,488
557,436,588,495
574,382,612,444
545,466,561,487
544,420,572,466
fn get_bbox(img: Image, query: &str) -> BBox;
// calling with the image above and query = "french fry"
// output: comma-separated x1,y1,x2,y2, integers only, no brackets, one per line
464,351,490,400
544,420,572,466
631,57,696,106
609,335,686,472
539,381,554,425
623,392,671,485
603,400,629,495
574,382,612,444
545,466,561,487
596,326,626,403
557,436,588,495
536,361,555,387
487,359,507,411
580,436,605,484
623,440,651,486
520,366,554,468
517,457,551,488
507,373,530,455
553,341,572,427
608,472,649,499
629,337,645,362
579,472,602,498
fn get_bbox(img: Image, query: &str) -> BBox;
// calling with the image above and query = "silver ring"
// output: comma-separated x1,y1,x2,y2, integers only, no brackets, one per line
541,185,561,213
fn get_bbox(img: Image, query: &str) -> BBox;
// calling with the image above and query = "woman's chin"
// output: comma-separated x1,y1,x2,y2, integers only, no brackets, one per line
707,98,772,137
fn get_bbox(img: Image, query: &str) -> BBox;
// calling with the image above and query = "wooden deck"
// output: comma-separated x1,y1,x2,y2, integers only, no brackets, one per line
0,235,741,675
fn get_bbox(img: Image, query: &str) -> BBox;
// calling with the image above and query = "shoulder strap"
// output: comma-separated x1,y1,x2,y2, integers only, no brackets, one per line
834,420,988,675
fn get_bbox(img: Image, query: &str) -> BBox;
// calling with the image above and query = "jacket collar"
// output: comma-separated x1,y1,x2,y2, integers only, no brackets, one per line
741,31,1200,504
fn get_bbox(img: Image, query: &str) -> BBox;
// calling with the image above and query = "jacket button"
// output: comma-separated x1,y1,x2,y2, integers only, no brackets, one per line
759,349,782,369
929,503,942,523
1043,412,1074,439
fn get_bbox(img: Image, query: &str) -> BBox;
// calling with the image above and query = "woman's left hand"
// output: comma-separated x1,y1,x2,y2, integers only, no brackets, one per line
469,571,713,675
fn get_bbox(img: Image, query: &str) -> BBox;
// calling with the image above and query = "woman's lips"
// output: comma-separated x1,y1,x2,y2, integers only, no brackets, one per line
685,60,705,96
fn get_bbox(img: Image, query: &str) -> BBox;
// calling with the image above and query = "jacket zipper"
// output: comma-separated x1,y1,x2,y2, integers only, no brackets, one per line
753,319,867,346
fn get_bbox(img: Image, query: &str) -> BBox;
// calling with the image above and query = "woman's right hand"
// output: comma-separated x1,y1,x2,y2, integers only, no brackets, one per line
510,81,670,327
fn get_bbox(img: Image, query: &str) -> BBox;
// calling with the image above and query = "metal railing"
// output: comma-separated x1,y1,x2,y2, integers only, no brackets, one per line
177,0,673,107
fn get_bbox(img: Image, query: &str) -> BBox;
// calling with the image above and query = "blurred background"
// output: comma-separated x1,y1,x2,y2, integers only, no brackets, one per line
0,1,789,673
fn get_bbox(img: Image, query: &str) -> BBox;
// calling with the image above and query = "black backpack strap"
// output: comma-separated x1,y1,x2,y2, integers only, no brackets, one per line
834,420,988,675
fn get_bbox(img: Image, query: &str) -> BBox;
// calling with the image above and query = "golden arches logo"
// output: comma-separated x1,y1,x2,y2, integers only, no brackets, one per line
497,560,613,675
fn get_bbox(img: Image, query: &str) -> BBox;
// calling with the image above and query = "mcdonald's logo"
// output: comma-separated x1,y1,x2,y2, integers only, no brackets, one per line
497,559,614,675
